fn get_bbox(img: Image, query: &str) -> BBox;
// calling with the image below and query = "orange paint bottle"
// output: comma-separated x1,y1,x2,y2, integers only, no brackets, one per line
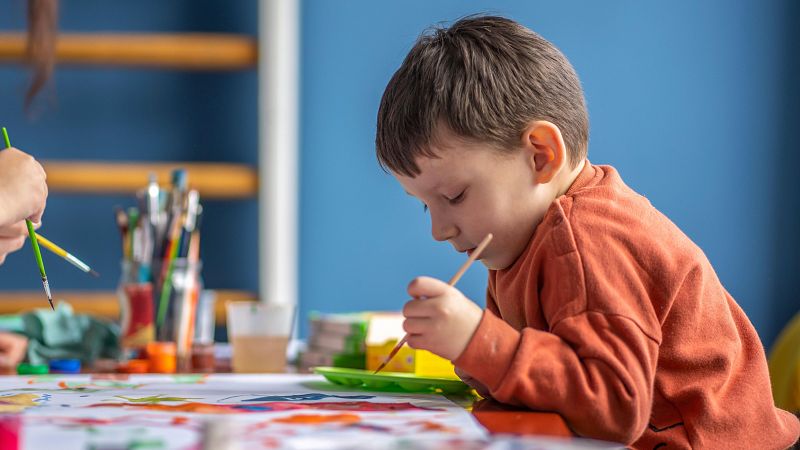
147,341,177,373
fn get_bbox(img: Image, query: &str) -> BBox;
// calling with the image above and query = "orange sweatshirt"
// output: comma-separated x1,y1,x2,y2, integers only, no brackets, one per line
455,162,800,448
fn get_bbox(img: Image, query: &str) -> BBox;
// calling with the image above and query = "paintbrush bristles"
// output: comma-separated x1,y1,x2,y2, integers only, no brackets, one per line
374,233,494,374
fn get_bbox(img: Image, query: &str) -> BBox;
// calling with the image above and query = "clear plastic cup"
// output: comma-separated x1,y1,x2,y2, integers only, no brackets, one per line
226,302,294,373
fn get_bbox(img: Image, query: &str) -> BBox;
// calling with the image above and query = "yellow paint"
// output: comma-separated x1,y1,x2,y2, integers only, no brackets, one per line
367,340,415,373
0,393,41,412
366,340,457,378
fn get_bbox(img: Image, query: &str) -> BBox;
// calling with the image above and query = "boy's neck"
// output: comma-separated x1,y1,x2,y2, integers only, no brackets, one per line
554,158,586,199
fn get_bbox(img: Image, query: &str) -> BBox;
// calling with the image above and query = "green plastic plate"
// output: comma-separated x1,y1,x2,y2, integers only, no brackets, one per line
313,366,470,394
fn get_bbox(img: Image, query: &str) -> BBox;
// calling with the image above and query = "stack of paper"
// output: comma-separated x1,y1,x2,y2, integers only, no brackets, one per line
299,312,369,371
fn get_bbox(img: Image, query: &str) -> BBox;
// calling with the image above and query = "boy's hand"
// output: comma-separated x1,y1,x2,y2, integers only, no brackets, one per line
0,147,48,227
402,276,483,361
0,221,33,265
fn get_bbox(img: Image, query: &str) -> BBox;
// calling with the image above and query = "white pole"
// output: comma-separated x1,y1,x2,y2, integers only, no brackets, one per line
258,0,299,308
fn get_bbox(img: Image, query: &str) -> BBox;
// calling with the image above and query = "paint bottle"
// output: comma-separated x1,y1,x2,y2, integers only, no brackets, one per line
118,280,155,352
191,342,215,373
16,363,48,375
0,414,21,450
146,341,176,373
49,359,81,374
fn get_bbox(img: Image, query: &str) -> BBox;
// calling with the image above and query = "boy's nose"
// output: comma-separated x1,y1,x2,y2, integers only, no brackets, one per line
431,217,458,242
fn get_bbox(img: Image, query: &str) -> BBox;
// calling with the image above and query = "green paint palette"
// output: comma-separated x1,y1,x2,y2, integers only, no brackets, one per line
313,366,470,394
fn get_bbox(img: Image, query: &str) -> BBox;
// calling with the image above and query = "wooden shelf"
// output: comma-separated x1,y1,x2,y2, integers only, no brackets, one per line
0,289,257,323
0,33,257,70
0,32,262,314
41,161,257,199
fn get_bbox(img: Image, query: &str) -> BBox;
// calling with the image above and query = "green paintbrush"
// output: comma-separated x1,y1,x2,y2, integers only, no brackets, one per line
1,127,54,310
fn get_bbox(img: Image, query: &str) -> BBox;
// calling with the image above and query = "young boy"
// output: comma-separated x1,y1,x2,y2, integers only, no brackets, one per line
375,15,800,448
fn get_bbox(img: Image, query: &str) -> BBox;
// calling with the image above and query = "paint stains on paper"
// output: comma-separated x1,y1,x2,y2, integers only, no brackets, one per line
88,401,440,414
171,374,208,384
272,413,361,425
0,393,41,412
241,393,375,402
410,420,458,433
57,380,143,392
114,395,201,404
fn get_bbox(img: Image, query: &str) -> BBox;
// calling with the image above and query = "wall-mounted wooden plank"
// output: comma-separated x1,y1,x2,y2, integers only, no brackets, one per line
0,289,257,323
41,161,258,199
0,33,257,70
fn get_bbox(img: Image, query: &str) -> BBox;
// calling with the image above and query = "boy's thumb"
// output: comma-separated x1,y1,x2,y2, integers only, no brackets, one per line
407,276,450,298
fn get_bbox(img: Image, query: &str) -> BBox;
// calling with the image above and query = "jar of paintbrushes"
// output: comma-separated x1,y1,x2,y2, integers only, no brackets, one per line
116,170,207,372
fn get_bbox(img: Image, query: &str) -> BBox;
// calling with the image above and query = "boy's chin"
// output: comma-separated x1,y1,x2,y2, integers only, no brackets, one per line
480,250,524,271
480,256,507,271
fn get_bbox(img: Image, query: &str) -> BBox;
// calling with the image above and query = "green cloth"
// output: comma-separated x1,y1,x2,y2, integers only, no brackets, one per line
0,315,25,332
19,301,120,365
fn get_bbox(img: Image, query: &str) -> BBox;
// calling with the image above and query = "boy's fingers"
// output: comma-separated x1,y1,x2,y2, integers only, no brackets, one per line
403,297,437,318
407,276,450,298
402,317,430,334
405,334,426,350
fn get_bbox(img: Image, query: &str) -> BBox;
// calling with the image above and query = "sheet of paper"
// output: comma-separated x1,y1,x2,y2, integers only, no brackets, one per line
0,373,489,449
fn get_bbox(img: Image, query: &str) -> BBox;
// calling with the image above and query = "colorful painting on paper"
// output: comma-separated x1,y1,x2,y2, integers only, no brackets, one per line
0,373,487,449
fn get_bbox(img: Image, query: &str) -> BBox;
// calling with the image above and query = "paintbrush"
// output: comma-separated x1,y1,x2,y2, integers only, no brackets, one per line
374,232,493,374
34,233,100,277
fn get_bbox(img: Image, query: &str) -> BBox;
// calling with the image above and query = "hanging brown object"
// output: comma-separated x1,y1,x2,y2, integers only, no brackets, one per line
25,0,59,107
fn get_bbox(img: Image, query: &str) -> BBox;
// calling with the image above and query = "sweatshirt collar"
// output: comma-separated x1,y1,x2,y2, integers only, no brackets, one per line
565,159,597,197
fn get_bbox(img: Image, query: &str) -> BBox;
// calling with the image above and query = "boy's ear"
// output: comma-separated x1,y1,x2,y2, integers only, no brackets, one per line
522,121,567,184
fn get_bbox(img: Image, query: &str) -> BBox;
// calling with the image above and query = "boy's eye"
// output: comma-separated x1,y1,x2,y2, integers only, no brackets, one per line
447,190,466,205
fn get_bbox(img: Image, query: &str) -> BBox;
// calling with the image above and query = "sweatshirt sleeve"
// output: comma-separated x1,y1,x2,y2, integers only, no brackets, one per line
455,308,659,443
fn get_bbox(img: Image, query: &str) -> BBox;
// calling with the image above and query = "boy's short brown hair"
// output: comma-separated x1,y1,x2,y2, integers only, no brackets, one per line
376,15,589,177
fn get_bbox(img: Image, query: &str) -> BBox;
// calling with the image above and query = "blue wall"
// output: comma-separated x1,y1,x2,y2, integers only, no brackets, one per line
299,0,799,346
1,1,798,347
